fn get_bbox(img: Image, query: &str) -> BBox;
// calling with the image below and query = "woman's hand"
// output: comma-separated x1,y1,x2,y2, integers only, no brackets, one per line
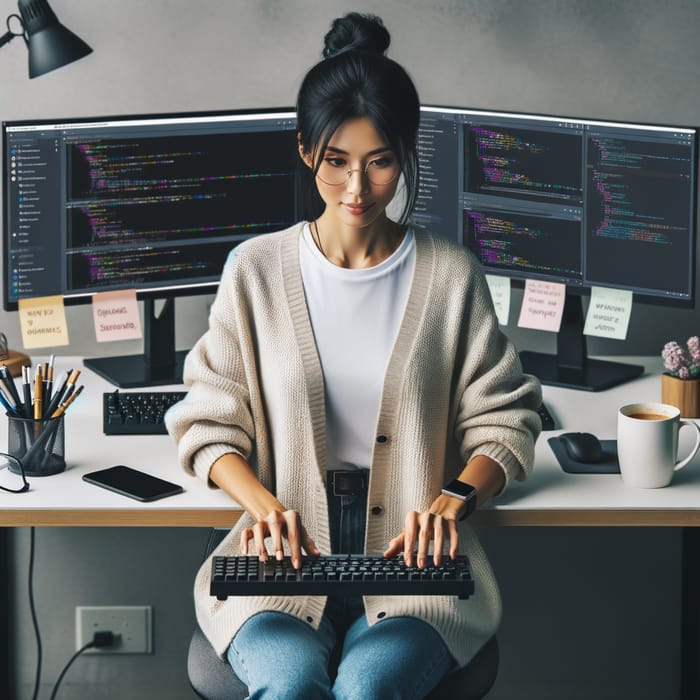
239,508,320,569
384,456,506,567
383,493,464,568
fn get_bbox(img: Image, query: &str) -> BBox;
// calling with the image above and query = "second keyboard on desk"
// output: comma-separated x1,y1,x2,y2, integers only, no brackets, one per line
210,554,475,600
103,390,187,435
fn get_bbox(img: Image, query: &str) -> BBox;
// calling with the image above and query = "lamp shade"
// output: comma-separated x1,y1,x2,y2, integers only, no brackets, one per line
18,0,92,78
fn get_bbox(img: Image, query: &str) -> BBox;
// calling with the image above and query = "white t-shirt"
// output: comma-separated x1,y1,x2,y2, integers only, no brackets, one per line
299,224,416,470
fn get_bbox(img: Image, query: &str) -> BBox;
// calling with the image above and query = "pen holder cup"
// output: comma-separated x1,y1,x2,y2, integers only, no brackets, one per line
7,415,66,477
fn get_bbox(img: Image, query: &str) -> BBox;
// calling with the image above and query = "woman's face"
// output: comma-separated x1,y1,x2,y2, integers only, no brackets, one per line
300,117,400,230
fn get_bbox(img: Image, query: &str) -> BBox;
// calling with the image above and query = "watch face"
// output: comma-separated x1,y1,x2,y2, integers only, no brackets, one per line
445,480,476,499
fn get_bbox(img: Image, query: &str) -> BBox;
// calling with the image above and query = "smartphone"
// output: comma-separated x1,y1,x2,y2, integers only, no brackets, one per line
82,465,184,502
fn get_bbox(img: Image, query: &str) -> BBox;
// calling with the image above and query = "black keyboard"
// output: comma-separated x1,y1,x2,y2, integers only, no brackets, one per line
210,554,475,600
103,390,186,435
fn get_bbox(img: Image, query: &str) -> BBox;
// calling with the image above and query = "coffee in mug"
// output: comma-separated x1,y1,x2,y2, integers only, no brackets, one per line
617,402,700,488
626,412,672,421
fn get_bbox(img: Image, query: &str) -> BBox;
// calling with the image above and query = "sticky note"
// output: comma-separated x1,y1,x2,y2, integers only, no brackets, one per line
583,286,633,340
18,295,70,348
485,274,511,326
517,279,566,332
92,290,143,342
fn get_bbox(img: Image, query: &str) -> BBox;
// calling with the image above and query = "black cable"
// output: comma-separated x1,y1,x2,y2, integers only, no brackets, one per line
48,640,96,700
28,527,41,700
49,631,115,700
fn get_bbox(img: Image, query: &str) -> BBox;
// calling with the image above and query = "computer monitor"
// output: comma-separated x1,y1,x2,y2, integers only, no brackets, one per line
415,105,698,390
3,108,298,387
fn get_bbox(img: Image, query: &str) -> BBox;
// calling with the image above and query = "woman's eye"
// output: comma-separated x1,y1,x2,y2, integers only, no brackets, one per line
324,157,346,168
370,156,394,168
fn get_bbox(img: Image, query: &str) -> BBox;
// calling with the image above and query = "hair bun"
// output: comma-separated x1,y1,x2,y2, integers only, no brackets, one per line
322,12,390,59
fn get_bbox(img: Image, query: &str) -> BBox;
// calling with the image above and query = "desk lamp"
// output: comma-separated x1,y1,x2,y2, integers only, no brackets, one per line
0,0,92,78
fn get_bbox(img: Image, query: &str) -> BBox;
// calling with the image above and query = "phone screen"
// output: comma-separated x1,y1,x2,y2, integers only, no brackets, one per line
82,465,184,502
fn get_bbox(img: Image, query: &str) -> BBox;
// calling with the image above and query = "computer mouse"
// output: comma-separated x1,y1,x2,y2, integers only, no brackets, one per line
559,432,603,463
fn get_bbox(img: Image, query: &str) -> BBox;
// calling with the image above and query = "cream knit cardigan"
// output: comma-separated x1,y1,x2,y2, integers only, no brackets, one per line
166,222,542,667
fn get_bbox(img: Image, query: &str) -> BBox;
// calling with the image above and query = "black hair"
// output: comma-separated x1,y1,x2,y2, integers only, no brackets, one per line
296,13,420,223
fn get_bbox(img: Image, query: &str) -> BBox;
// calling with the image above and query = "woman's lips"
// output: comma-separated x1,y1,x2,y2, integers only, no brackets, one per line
343,202,373,215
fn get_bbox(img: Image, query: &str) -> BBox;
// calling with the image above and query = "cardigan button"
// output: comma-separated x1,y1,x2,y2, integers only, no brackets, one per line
377,611,386,619
306,616,313,623
371,505,384,516
376,435,388,444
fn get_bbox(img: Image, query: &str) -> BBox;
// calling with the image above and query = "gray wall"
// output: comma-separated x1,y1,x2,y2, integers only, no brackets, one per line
3,1,697,697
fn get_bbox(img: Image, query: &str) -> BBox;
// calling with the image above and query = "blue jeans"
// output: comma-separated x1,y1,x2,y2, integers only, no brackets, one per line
226,470,453,699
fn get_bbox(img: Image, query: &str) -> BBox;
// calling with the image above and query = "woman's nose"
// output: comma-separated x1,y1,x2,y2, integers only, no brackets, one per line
346,168,369,193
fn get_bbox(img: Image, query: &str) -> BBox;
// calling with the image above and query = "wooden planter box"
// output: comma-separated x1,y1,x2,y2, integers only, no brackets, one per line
661,373,700,418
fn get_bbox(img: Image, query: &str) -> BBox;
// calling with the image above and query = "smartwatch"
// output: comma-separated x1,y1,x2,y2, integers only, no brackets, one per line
441,479,478,521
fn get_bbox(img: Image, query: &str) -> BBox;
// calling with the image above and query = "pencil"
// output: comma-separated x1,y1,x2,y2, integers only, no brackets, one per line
51,385,83,419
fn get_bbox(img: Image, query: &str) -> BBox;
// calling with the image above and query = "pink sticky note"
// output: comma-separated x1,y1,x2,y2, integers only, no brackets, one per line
517,279,566,332
92,290,143,342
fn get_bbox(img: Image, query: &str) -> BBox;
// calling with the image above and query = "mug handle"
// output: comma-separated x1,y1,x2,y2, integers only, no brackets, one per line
675,420,700,471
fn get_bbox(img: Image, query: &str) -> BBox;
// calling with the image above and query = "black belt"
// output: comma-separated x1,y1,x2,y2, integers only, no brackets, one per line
327,469,369,497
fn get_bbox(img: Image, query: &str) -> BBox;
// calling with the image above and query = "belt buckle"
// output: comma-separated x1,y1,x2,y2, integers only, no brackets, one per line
331,471,366,496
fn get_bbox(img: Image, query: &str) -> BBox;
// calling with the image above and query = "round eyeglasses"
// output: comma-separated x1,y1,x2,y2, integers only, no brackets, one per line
0,452,30,493
316,157,400,187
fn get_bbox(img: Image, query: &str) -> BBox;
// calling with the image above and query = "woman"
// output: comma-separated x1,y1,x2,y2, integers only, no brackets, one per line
167,12,541,699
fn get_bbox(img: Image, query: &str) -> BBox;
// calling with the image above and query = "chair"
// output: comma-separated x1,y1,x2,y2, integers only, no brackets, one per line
187,624,498,699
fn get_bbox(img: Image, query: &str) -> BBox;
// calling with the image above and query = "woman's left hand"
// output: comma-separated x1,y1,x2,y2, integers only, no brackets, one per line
383,493,465,568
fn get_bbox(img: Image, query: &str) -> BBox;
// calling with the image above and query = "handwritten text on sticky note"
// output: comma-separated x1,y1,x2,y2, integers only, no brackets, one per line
485,274,511,326
92,289,143,342
517,279,566,332
583,286,633,340
18,295,70,349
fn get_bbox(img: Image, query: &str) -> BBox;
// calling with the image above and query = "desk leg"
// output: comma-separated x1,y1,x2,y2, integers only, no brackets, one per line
681,527,700,700
1,528,12,699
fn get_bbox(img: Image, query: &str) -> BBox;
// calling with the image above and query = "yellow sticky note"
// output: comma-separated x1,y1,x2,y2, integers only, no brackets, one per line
18,296,69,349
92,290,143,342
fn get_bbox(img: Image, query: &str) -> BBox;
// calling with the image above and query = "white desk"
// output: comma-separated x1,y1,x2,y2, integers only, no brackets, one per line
3,356,699,527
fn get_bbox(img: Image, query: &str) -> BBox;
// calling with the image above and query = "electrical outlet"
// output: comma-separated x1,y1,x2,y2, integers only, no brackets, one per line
76,605,152,654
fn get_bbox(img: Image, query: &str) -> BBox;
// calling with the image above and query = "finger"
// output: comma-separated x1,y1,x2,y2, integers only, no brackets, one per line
283,511,303,568
417,512,434,568
403,512,419,567
252,521,269,561
300,525,321,557
239,528,253,555
383,532,404,558
266,512,285,560
448,519,459,560
433,515,444,567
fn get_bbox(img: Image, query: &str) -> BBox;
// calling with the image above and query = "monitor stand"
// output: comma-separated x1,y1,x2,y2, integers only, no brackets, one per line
84,298,188,388
519,294,643,392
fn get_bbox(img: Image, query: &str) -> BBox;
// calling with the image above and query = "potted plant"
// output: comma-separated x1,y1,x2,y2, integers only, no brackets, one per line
661,337,700,417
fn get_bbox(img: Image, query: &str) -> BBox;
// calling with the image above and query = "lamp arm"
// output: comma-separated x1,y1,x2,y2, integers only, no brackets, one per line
0,30,14,48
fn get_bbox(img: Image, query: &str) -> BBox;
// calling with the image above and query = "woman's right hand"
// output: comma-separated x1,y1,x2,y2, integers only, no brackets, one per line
239,509,320,569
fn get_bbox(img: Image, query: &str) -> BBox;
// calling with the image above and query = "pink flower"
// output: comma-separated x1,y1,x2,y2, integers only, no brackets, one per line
662,337,700,378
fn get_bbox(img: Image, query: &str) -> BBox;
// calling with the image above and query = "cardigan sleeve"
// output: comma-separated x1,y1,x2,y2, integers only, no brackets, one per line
165,249,256,486
451,255,542,486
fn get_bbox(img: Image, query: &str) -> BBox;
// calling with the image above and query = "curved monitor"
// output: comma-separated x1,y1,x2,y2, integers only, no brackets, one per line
3,108,298,386
416,105,698,390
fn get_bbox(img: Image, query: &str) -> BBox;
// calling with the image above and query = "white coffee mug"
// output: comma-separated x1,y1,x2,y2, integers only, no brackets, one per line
617,402,700,488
